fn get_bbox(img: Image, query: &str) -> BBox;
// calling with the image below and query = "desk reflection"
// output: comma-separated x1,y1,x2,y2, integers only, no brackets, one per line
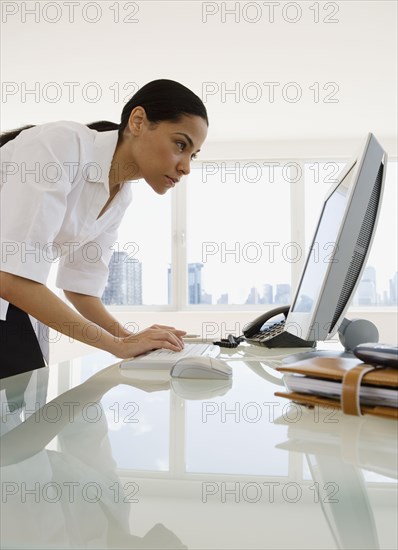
1,353,397,550
275,408,398,550
0,366,187,549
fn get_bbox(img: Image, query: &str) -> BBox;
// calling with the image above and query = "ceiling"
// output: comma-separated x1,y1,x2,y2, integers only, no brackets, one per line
1,1,397,155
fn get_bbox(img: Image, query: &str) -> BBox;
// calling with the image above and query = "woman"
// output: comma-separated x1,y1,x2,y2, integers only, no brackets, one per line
0,79,209,378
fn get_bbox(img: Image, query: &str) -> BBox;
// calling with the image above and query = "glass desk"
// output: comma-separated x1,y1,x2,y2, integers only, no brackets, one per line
1,344,397,549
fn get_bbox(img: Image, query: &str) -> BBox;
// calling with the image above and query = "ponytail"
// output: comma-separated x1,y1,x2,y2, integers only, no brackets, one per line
0,120,119,147
86,120,119,132
0,125,36,147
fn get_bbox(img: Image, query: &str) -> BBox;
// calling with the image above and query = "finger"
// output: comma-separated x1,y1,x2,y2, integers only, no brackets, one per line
147,326,186,346
150,331,184,350
150,324,187,335
157,340,183,352
121,335,183,357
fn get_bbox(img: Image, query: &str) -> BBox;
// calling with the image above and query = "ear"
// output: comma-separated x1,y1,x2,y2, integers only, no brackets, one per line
128,106,148,136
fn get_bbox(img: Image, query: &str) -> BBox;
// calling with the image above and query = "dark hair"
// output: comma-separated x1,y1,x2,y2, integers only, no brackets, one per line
118,79,208,134
0,79,208,147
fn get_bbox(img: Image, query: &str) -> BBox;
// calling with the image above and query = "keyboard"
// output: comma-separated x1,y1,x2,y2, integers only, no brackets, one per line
120,343,221,370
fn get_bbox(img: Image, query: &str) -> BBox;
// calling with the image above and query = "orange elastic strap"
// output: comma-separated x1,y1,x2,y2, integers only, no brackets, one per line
341,365,375,416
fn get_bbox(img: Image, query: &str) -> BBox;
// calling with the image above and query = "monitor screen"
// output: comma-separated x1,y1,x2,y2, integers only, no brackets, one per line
285,133,387,342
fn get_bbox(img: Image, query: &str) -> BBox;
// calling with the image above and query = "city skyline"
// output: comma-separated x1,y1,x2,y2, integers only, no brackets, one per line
111,161,396,307
102,252,398,307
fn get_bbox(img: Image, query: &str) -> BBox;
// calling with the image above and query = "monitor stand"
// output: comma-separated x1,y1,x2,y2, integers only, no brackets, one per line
281,317,379,364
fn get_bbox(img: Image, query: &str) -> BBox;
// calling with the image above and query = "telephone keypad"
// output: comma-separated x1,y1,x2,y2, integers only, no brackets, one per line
255,321,286,342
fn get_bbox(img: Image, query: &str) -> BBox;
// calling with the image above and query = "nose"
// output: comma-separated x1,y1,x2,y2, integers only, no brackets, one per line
177,156,191,176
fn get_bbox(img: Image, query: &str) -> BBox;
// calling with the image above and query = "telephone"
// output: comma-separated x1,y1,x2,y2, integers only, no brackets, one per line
242,305,316,349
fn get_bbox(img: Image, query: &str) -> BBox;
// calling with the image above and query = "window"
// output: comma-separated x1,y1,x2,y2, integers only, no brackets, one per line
186,163,293,306
48,158,396,311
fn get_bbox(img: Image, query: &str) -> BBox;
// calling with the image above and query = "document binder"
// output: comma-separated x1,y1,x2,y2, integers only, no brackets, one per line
275,356,398,419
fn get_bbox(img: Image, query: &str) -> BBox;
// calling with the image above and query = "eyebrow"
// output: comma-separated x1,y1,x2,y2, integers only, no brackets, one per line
174,132,201,153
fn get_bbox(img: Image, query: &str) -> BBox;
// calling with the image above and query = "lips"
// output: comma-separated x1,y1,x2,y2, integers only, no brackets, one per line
165,176,179,186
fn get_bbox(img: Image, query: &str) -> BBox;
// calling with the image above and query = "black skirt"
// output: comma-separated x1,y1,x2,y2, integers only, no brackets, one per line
0,303,46,379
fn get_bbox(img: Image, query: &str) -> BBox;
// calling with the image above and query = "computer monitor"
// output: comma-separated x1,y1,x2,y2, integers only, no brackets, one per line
285,133,387,343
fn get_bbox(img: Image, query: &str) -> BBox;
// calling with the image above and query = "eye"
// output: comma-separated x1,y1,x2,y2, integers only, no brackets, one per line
176,140,198,161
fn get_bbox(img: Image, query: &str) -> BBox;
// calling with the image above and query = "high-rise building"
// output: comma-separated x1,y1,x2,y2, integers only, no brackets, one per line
168,262,210,304
389,272,398,305
217,293,229,305
355,265,377,305
245,287,261,305
262,284,273,304
102,251,142,305
188,263,204,304
125,256,142,305
200,291,212,304
274,284,291,305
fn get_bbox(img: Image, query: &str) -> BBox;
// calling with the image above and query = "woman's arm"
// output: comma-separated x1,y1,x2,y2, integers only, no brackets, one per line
0,271,185,358
63,290,131,337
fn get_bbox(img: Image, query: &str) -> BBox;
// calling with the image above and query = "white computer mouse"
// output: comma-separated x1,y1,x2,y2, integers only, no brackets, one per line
170,356,232,379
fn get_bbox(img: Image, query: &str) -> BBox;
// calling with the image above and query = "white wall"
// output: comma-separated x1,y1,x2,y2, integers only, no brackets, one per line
2,1,397,149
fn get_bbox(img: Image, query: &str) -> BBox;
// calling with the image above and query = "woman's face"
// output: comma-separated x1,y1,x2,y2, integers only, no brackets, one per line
125,110,208,194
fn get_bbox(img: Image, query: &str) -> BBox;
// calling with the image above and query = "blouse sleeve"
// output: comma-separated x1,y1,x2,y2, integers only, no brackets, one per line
55,218,120,298
0,124,79,284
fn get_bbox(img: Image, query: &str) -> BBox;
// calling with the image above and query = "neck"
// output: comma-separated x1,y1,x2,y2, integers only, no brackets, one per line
109,137,142,189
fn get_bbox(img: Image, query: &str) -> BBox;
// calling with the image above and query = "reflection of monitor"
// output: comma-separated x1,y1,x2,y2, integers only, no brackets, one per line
285,133,387,342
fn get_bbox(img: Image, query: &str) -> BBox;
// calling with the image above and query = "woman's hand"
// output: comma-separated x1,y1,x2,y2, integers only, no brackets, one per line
112,324,186,359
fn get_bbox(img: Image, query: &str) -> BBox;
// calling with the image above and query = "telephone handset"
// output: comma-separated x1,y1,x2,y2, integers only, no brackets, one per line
243,305,316,349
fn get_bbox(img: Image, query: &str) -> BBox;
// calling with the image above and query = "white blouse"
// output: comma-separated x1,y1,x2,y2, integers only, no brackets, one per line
0,121,132,346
